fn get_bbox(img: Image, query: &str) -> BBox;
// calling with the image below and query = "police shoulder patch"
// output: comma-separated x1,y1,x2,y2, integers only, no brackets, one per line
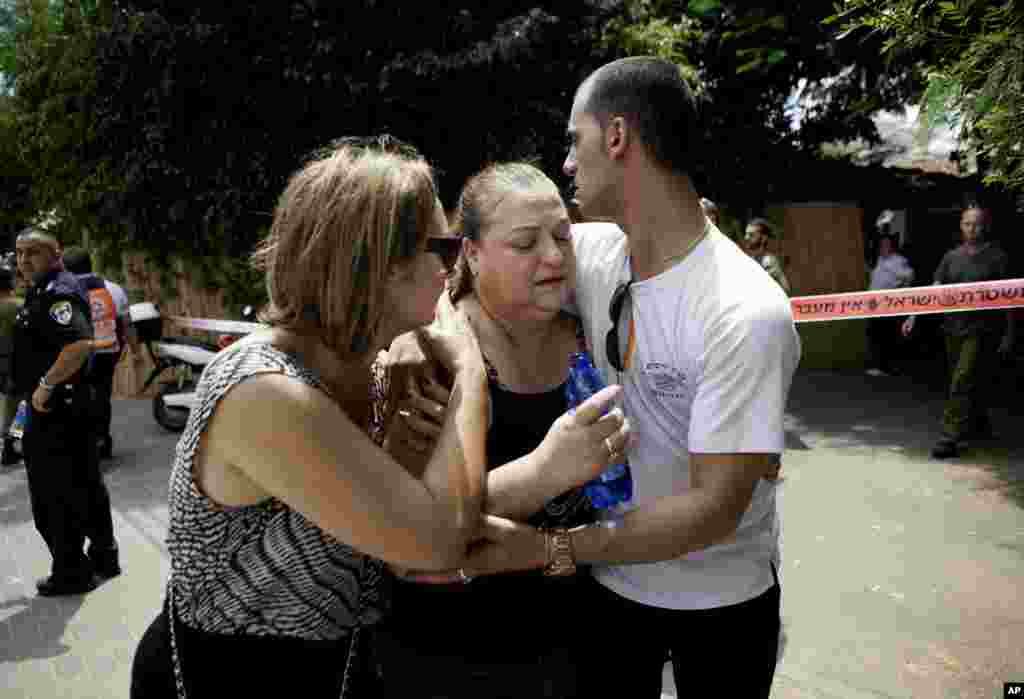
49,300,73,326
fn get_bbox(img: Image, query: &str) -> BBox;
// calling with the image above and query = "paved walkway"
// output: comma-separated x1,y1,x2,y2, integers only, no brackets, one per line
1,365,1022,698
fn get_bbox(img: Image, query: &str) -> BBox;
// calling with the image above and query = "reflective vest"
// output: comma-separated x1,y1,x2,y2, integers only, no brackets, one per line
77,274,119,353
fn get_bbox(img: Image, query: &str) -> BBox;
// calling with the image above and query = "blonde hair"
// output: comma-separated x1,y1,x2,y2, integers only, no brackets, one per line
448,162,561,303
252,138,439,359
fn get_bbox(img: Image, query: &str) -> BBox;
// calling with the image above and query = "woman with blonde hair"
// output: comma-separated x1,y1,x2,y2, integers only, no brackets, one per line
377,161,631,698
127,138,626,698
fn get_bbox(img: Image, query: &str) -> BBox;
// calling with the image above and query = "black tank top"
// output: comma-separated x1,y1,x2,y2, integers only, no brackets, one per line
386,321,595,660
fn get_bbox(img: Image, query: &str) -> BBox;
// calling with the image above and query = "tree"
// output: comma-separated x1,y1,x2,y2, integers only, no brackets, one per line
76,2,617,262
600,0,925,212
3,0,115,245
5,0,931,277
831,0,1024,193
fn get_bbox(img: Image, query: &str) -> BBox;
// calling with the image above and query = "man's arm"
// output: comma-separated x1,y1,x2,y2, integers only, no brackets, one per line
570,452,772,564
455,451,778,577
43,339,94,385
1000,253,1017,354
455,303,798,576
765,256,791,294
32,338,94,413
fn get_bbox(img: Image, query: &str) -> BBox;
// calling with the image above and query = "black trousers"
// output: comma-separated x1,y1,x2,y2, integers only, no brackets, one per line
22,385,115,579
131,607,367,698
575,570,782,699
374,627,584,699
89,352,120,443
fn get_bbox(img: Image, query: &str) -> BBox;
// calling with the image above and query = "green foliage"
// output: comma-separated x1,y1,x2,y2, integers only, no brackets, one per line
5,0,928,304
7,11,116,246
599,1,921,210
600,0,704,88
80,2,617,258
831,0,1024,192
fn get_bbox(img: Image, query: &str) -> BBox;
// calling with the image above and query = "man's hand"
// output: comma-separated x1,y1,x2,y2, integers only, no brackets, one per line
31,384,52,413
901,316,915,337
998,333,1015,357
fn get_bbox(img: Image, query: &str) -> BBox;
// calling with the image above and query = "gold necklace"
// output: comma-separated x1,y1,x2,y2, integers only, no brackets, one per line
662,221,711,265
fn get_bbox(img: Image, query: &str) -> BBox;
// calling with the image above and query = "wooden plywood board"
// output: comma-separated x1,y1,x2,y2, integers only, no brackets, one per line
781,204,866,296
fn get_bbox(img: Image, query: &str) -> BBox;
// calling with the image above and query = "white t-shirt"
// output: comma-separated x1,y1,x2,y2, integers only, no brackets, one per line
571,222,801,610
869,253,915,291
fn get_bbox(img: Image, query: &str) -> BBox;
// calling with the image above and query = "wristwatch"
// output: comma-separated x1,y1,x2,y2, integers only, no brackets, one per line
543,527,577,577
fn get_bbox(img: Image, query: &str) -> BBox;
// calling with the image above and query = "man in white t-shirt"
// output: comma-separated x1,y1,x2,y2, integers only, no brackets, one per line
459,57,800,698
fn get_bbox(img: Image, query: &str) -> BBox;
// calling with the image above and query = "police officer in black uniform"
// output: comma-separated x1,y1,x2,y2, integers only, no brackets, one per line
13,229,120,596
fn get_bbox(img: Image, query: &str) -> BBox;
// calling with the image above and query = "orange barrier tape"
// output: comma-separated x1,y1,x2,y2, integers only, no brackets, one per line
170,316,264,335
169,279,1024,333
791,278,1024,323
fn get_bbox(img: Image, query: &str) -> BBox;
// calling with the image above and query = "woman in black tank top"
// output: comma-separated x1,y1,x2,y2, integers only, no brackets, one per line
375,163,626,698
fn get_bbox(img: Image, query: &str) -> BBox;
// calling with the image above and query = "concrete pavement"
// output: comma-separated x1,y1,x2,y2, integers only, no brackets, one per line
1,364,1022,698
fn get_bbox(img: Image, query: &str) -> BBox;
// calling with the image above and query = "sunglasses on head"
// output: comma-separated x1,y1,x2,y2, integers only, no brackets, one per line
425,236,461,273
605,280,633,373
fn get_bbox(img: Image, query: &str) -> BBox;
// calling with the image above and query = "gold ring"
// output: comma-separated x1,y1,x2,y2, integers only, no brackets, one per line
604,436,615,459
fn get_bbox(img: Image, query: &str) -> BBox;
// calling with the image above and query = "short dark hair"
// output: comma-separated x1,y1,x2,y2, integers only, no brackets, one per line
579,57,700,174
62,246,93,275
16,227,61,252
747,217,773,236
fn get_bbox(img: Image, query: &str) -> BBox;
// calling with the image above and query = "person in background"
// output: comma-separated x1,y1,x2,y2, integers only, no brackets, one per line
866,234,915,377
0,264,24,466
903,205,1015,459
744,217,791,294
13,228,118,596
699,197,721,227
62,247,141,459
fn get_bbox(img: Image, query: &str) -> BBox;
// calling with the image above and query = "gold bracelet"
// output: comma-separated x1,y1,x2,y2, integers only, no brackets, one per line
542,527,577,577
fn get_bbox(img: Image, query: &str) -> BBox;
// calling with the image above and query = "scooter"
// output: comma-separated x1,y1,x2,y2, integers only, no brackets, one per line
130,302,218,432
130,303,258,432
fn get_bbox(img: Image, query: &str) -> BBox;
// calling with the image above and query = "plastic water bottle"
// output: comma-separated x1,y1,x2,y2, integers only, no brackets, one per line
566,351,633,512
8,400,27,440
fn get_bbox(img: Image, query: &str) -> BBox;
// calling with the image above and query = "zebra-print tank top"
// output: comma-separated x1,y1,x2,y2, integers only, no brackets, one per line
165,341,386,640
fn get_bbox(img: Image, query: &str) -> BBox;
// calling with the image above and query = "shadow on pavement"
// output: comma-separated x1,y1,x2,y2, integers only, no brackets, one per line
0,594,85,662
786,361,1024,511
0,475,32,528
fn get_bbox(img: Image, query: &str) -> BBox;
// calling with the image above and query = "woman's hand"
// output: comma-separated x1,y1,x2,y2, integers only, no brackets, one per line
384,330,455,461
399,514,547,584
535,385,631,495
415,292,483,379
384,369,451,458
393,380,631,494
